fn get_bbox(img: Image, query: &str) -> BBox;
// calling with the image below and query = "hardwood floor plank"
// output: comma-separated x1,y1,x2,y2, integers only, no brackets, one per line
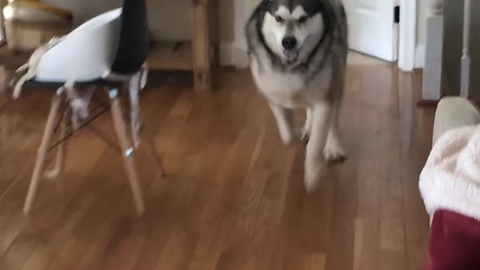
323,67,361,270
353,218,379,270
0,67,432,270
380,251,407,270
397,72,432,270
380,219,405,251
303,253,326,270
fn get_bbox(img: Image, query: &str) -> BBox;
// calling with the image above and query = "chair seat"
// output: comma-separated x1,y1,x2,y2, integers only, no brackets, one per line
10,70,104,89
10,69,138,91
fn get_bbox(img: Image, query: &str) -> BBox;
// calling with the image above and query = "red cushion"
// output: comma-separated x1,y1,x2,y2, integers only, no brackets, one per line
420,210,480,270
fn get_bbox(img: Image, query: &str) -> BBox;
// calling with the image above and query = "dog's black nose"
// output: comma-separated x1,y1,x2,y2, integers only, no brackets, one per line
282,36,297,50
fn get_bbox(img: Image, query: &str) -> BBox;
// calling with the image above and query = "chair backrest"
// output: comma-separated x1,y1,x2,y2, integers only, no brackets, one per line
110,0,149,75
35,8,122,82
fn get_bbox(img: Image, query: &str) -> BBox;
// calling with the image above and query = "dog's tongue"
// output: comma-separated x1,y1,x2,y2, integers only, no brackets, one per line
283,50,299,63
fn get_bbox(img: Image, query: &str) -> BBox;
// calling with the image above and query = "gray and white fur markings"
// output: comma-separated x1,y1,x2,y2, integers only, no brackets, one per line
245,0,348,191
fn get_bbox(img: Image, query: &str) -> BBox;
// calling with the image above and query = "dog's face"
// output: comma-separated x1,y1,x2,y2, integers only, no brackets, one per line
261,0,325,65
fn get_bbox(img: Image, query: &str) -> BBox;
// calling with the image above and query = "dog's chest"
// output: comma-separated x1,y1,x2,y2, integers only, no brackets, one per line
256,71,304,94
251,67,308,108
250,60,331,108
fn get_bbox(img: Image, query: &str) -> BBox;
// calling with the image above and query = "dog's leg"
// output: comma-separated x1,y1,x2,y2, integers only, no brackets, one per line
269,102,294,145
304,102,332,191
323,101,346,162
323,69,347,162
300,107,312,142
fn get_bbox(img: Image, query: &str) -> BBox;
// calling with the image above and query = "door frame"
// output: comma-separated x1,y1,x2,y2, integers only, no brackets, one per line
0,0,6,47
398,0,417,71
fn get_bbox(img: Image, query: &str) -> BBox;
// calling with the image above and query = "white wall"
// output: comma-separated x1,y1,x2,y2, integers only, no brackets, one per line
43,0,239,65
43,0,198,41
43,0,427,69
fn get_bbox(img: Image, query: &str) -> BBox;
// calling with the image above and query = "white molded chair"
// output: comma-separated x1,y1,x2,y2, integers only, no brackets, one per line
10,0,166,217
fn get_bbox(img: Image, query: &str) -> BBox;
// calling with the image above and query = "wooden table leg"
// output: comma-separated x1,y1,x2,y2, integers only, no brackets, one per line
209,0,220,89
192,0,211,92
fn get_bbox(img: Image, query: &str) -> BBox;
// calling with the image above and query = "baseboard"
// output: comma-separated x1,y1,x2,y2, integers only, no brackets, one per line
416,99,439,107
415,43,425,69
219,42,249,68
220,41,427,71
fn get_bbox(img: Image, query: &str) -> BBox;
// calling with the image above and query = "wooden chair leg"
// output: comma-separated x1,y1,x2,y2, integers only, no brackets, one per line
24,92,62,213
44,106,70,179
141,123,167,178
133,69,166,177
108,89,145,216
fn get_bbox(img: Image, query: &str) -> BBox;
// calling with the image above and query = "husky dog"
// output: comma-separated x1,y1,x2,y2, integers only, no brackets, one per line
245,0,348,191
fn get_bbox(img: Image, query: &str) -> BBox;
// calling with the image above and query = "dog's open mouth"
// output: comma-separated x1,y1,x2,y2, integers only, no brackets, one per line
282,49,299,65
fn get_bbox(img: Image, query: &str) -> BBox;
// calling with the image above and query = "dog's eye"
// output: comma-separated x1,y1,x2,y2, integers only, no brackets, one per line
298,16,308,23
275,15,284,23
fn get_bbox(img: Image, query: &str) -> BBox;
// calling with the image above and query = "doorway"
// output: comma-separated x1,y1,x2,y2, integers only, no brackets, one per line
343,0,400,63
239,0,417,71
342,0,416,71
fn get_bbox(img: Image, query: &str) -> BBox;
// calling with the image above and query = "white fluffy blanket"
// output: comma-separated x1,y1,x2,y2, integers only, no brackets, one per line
419,125,480,221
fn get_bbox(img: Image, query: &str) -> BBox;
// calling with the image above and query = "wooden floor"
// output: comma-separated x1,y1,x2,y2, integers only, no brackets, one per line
0,66,434,270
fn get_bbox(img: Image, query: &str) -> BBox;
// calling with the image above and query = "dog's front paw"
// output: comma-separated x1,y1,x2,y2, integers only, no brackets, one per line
323,138,346,162
281,135,294,146
299,126,310,143
44,169,60,179
304,160,323,192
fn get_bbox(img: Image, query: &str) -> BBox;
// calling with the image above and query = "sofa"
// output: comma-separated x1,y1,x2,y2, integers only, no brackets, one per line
419,96,480,269
433,96,480,145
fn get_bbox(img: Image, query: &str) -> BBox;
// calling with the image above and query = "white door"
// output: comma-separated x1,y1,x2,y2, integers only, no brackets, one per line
343,0,398,62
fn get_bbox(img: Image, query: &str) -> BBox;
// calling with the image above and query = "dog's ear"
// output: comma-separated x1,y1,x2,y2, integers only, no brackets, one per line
255,0,271,14
262,0,273,8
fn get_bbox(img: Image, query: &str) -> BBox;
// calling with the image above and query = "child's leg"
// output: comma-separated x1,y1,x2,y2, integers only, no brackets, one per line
421,210,480,270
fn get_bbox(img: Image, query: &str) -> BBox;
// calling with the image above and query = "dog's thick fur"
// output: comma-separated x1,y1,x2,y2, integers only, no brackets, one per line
245,0,348,190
